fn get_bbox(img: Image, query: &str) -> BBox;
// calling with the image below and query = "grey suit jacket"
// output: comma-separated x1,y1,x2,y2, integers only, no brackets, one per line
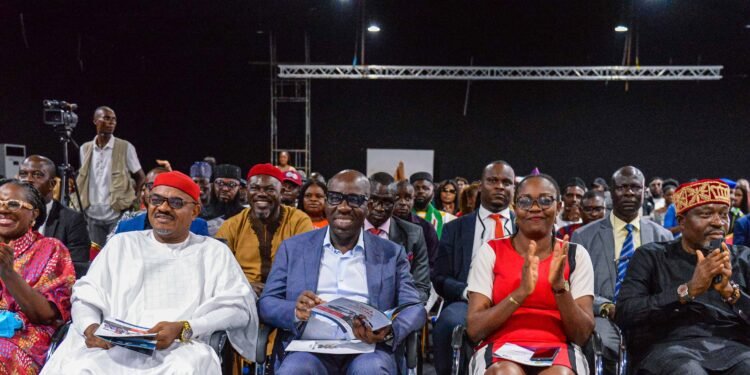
571,215,673,312
388,217,431,303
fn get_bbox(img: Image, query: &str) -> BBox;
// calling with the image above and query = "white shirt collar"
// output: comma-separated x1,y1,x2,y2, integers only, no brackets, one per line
323,227,365,253
364,218,390,235
478,205,511,221
93,135,115,150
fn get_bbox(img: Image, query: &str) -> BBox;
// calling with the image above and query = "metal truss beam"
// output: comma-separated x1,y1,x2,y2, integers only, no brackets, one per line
278,65,723,81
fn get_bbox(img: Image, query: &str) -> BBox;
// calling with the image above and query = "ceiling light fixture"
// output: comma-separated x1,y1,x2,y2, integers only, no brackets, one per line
615,25,629,33
367,25,381,33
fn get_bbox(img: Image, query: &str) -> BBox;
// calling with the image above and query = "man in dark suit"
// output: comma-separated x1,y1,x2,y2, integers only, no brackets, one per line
571,166,673,370
365,173,430,302
431,160,516,374
17,155,91,277
259,170,426,374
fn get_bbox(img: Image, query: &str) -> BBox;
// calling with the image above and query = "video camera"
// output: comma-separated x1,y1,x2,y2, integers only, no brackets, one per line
43,100,78,129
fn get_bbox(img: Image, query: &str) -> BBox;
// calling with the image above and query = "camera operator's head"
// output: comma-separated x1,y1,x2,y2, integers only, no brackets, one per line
93,106,117,140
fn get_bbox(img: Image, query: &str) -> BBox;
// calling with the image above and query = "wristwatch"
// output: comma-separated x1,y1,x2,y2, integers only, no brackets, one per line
677,283,694,304
552,280,570,295
180,321,193,342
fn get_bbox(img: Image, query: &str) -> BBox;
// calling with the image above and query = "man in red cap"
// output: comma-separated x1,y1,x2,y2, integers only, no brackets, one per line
616,179,750,374
44,171,259,373
280,170,303,207
217,163,313,296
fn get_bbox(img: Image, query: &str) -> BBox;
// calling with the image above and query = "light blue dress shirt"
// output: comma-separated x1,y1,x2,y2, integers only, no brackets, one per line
300,228,369,340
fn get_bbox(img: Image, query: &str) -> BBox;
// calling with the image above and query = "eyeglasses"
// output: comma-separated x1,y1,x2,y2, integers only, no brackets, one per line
582,206,606,213
614,184,643,193
148,194,197,209
516,196,556,211
0,199,34,211
326,191,368,208
442,189,456,194
369,197,395,210
215,180,240,189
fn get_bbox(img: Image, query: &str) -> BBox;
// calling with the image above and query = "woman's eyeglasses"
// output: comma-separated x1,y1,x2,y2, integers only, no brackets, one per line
0,199,34,211
516,196,556,210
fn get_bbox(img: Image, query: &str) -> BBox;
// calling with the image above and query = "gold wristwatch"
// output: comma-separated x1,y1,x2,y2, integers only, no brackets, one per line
180,321,193,342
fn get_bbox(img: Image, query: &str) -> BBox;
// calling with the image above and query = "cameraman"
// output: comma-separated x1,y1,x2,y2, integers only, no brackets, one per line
75,106,145,247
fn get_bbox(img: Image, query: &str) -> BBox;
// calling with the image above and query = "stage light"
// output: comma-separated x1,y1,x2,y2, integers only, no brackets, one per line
367,25,381,33
615,25,629,33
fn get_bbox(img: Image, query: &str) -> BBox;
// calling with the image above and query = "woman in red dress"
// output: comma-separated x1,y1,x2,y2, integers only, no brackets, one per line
466,174,595,375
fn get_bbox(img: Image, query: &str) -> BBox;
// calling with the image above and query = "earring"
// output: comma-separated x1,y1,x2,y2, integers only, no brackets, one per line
31,220,36,228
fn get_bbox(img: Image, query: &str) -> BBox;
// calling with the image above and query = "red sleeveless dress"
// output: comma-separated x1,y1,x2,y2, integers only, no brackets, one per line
480,237,575,370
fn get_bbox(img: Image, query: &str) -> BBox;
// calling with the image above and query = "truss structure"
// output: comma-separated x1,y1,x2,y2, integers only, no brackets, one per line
278,65,723,81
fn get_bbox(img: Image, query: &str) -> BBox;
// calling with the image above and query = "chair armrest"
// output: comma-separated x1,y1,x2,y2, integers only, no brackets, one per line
256,324,274,365
46,321,71,363
406,330,419,369
451,325,466,350
208,331,228,356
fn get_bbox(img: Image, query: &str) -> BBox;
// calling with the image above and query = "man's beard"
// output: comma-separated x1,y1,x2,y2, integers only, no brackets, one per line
210,192,243,218
413,197,430,211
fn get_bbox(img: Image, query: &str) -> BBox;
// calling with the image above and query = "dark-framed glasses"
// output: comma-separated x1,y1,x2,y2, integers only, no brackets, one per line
516,195,556,211
148,194,197,209
442,189,457,194
369,197,395,210
215,180,240,189
0,199,34,211
326,191,368,208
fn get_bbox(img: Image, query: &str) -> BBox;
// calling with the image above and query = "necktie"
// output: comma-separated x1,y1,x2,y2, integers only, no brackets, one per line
368,228,383,236
614,223,635,302
489,214,505,239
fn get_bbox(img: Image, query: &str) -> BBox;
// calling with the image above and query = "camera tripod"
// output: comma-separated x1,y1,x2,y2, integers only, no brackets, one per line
55,126,85,219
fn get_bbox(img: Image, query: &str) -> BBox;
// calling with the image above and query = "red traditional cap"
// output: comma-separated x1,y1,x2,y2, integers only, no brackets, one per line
152,171,201,202
674,179,731,215
246,163,283,182
282,170,303,186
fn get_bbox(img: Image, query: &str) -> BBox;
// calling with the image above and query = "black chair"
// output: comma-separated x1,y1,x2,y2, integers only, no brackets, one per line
449,320,627,375
254,324,420,375
45,321,71,363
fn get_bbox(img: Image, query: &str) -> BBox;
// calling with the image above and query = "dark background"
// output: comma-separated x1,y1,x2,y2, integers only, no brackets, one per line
1,1,748,184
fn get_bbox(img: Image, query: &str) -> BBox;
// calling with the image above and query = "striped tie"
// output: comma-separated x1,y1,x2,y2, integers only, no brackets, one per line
614,224,635,302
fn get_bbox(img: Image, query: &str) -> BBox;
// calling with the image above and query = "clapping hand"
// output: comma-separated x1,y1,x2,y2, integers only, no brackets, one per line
519,240,540,298
712,242,734,299
549,235,569,290
0,242,15,278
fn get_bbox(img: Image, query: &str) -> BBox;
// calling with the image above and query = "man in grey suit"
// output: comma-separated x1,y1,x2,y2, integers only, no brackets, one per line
572,166,673,369
365,173,431,302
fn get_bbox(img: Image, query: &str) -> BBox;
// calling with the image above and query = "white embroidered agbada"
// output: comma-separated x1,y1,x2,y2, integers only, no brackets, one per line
42,230,258,374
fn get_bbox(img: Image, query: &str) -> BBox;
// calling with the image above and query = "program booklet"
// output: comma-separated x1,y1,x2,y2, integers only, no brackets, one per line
94,318,158,355
493,343,559,367
308,297,420,340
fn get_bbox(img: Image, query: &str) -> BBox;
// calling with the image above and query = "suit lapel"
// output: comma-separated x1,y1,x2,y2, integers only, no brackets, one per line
598,219,617,280
305,230,326,292
388,219,405,245
364,233,384,308
44,201,61,237
460,212,478,272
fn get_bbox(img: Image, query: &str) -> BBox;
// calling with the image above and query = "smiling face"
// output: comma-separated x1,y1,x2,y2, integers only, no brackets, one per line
679,203,730,251
247,175,281,221
0,183,39,242
514,177,561,240
147,185,200,243
325,172,369,240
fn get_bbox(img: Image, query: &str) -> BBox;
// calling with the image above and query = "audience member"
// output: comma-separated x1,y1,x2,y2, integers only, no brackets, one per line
571,166,672,368
455,176,469,193
661,179,681,234
365,173,430,302
646,176,665,212
309,172,326,184
76,106,146,247
216,163,313,297
0,179,75,374
431,161,516,375
591,177,613,210
276,151,296,173
17,155,91,277
466,174,594,374
113,167,209,237
457,181,480,216
258,170,426,374
298,179,329,228
201,164,245,235
556,190,606,239
410,172,456,238
437,179,460,215
617,179,750,374
43,171,258,373
557,177,586,229
280,170,303,206
189,161,213,207
392,180,440,270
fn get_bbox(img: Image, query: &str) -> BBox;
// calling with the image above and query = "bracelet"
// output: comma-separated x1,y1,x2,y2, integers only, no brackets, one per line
508,295,520,305
724,281,741,305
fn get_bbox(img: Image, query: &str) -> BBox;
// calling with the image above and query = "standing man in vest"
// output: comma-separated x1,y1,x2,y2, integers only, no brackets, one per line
77,106,145,247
